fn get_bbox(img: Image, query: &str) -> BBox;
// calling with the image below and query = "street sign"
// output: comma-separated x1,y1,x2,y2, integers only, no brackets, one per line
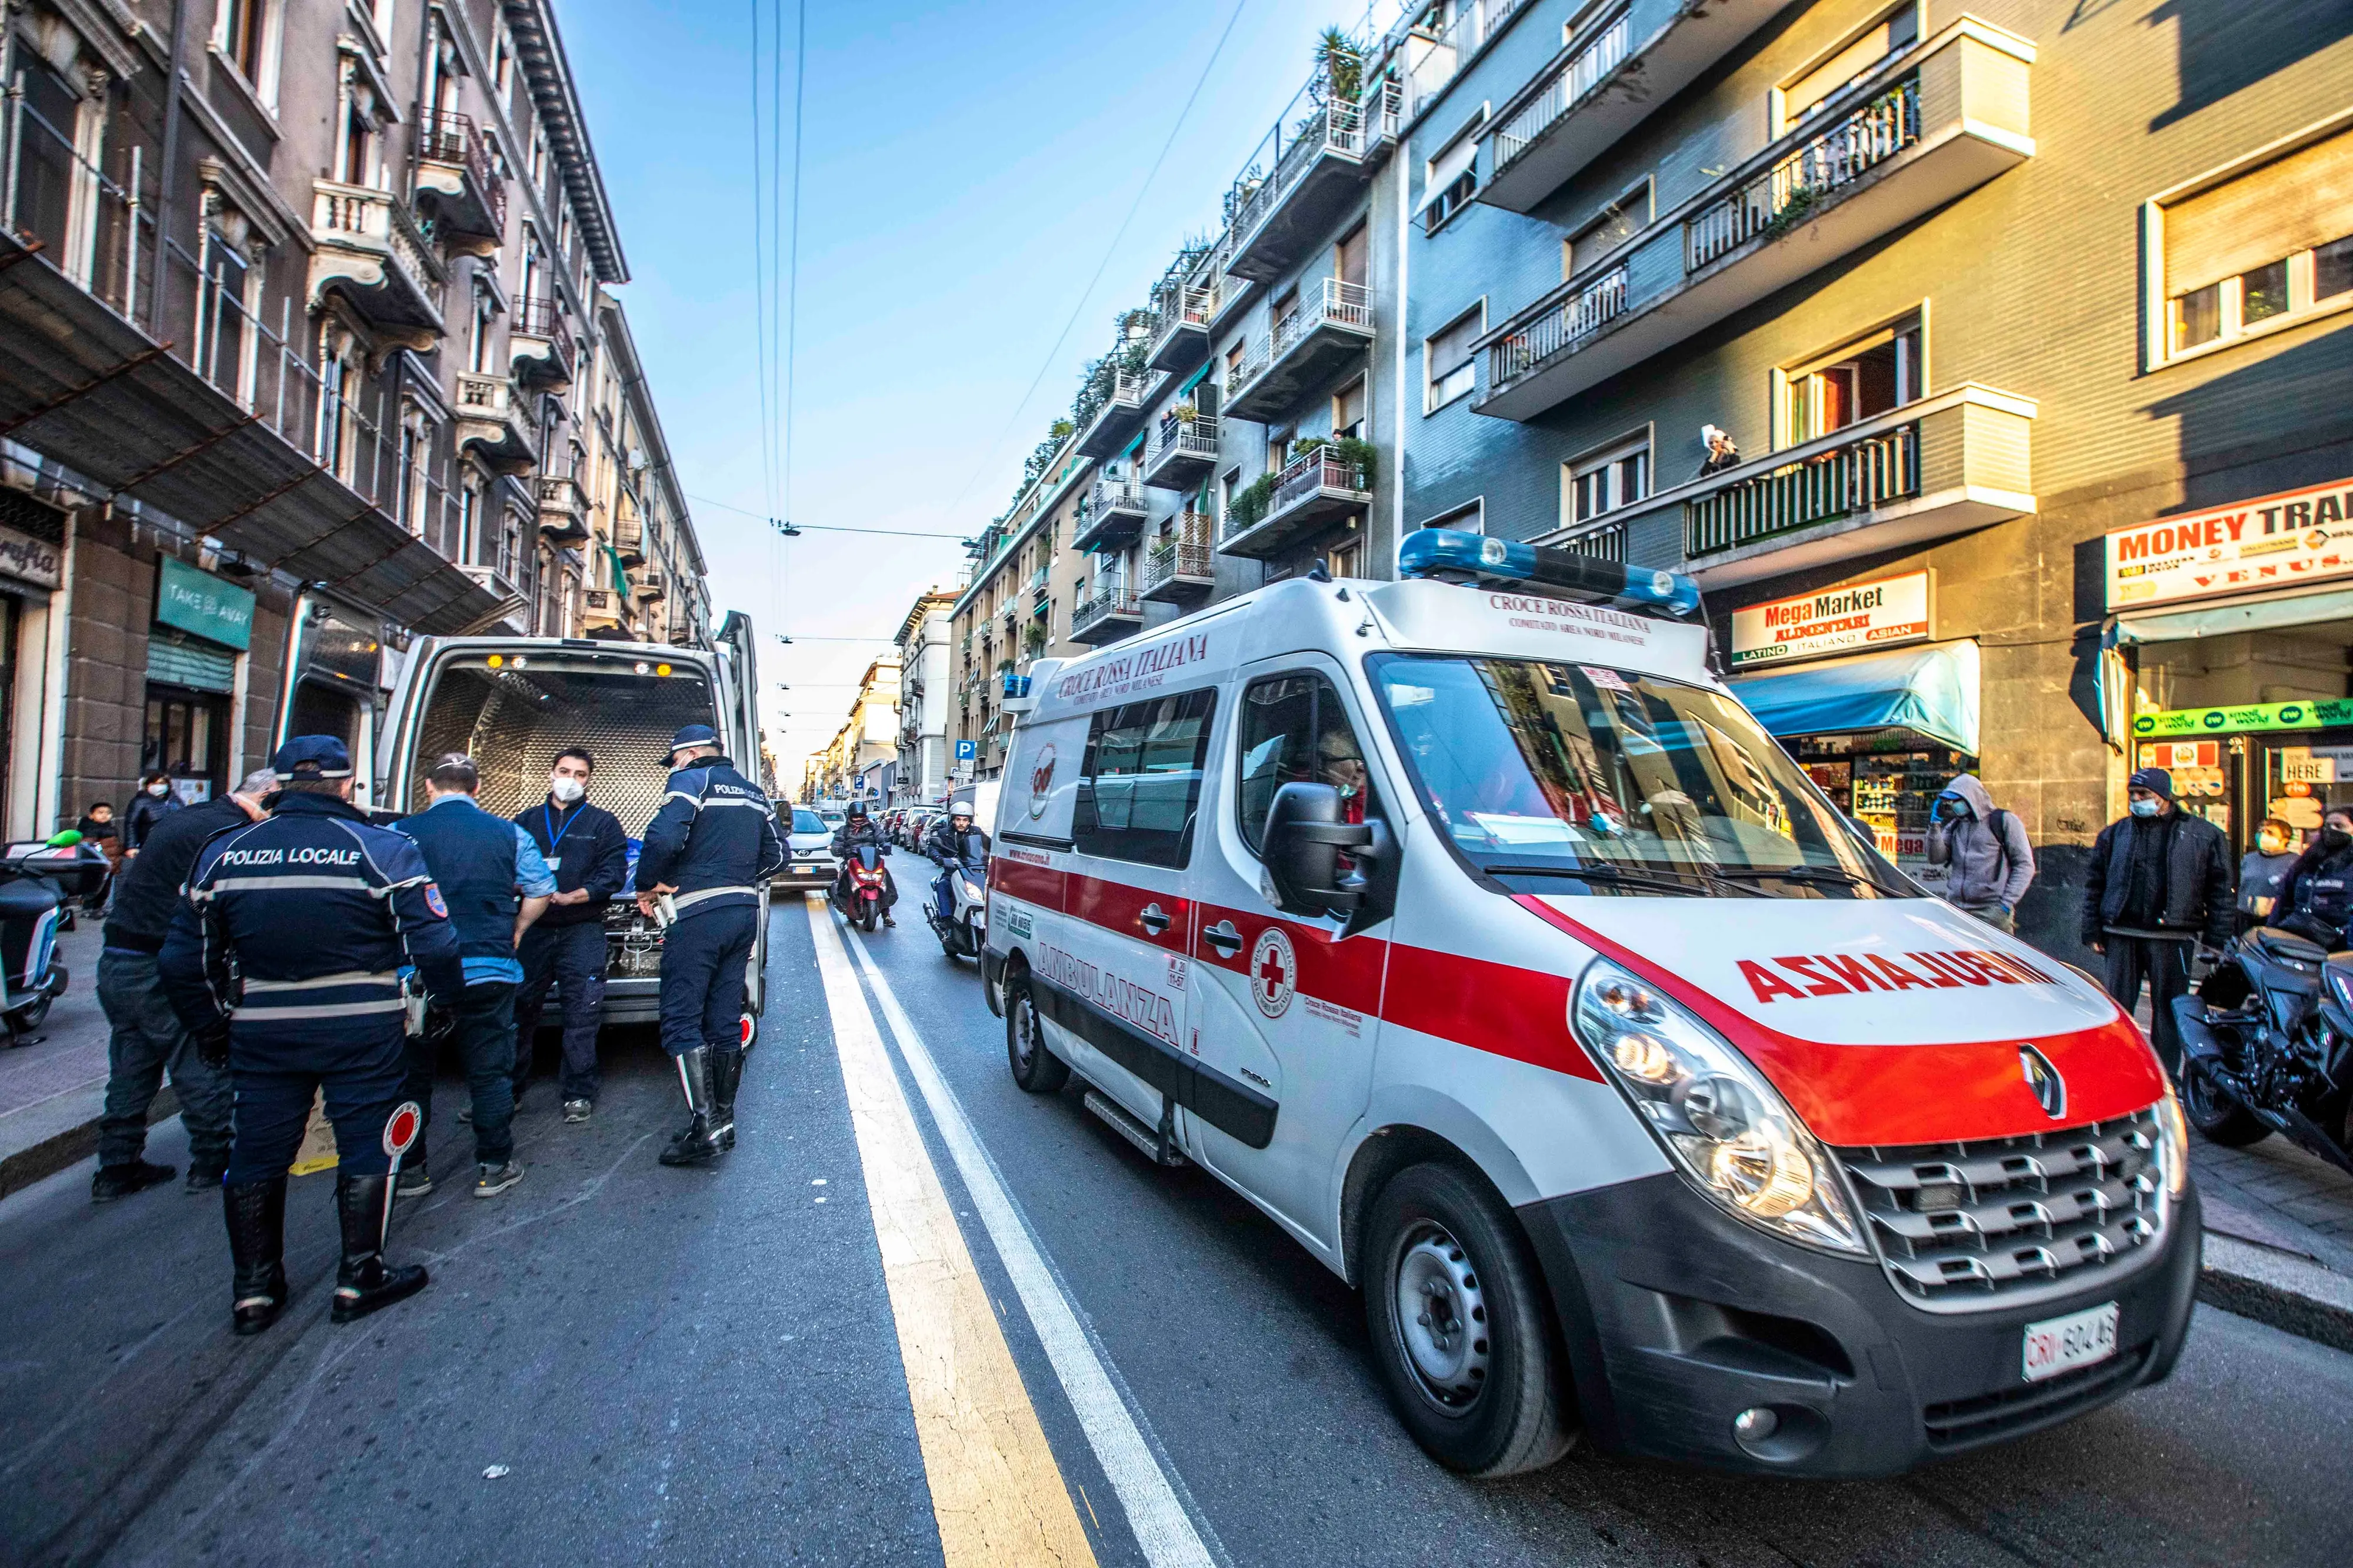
955,738,976,760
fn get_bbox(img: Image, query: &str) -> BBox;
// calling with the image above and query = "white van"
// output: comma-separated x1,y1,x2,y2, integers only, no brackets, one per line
984,530,2197,1479
375,612,771,1023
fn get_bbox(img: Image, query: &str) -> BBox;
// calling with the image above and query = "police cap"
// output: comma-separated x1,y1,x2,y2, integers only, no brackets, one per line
665,724,720,761
273,734,352,780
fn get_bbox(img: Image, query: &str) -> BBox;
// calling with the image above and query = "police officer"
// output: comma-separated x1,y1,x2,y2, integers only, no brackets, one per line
158,736,466,1335
637,724,784,1167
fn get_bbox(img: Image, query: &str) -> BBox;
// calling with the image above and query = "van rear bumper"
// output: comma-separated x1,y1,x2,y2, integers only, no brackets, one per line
1515,1172,2200,1477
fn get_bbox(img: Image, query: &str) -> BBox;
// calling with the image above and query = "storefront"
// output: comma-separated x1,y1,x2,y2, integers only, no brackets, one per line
0,508,63,837
2107,476,2353,857
1725,572,1979,881
144,555,254,803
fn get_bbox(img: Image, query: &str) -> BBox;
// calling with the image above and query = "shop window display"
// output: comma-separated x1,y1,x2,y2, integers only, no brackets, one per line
1790,730,1973,874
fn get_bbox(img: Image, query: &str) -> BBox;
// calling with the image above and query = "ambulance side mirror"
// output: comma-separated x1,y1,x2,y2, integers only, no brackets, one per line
1264,783,1374,918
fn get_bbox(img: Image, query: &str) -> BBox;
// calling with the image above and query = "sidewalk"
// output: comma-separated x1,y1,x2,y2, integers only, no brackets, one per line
0,920,175,1200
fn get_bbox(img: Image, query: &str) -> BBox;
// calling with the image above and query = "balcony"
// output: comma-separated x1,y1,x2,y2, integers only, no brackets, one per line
453,372,535,472
1076,369,1154,459
1141,408,1219,491
536,473,590,543
1148,278,1222,374
614,515,647,567
1478,21,2034,421
308,182,446,345
636,568,667,602
1546,385,2036,590
1481,0,1786,214
1069,582,1144,645
1221,445,1372,561
412,110,507,253
1072,473,1148,553
1142,517,1217,603
1225,78,1401,283
511,296,576,390
1227,278,1373,422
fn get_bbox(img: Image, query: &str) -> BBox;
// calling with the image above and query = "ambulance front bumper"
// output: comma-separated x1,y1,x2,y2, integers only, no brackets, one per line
1515,1171,2200,1477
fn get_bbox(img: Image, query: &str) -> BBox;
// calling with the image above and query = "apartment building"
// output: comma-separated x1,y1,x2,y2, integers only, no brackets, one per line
0,0,701,827
811,654,900,802
1386,0,2353,952
891,587,955,805
949,439,1095,779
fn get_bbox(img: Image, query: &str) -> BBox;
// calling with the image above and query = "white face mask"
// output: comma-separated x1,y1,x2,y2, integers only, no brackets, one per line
146,783,169,797
551,776,586,805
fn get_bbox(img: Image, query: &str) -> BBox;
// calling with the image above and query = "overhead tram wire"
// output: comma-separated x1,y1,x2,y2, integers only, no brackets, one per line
941,0,1253,520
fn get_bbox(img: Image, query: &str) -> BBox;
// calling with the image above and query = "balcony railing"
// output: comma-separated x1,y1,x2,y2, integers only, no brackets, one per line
1686,423,1919,559
1687,79,1921,271
511,295,576,385
536,473,590,540
413,109,506,239
1494,11,1631,172
1076,368,1154,458
1229,277,1373,419
1144,525,1215,595
1222,445,1371,558
1489,265,1624,383
1404,0,1537,118
1070,582,1143,640
1274,446,1367,516
1555,522,1626,563
309,181,445,331
1224,75,1398,280
1142,409,1219,486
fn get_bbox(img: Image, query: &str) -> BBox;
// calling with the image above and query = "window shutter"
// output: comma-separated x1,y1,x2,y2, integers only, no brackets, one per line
2167,129,2353,295
1420,134,1479,211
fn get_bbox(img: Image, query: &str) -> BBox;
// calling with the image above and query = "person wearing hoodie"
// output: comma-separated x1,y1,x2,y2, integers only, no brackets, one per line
1925,774,2034,932
2238,816,2301,930
2081,766,2234,1074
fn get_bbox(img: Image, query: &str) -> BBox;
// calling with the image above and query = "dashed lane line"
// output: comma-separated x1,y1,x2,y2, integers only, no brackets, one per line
838,906,1222,1568
805,896,1098,1567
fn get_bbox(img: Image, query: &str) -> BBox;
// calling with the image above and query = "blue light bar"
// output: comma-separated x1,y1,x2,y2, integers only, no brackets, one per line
1397,528,1702,618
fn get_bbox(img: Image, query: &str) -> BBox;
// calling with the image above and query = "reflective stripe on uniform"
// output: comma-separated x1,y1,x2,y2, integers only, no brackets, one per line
192,875,382,899
232,998,409,1019
240,970,402,993
674,885,758,909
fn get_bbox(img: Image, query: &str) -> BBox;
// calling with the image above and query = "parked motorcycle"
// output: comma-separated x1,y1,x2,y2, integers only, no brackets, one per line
2173,923,2353,1175
0,839,105,1042
925,830,989,960
834,844,891,933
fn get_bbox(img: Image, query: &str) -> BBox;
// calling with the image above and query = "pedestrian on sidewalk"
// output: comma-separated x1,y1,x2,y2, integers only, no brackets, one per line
88,768,276,1201
2081,766,2234,1075
122,773,180,856
159,736,467,1335
512,748,628,1125
2273,807,2353,948
394,753,554,1200
2238,816,2301,930
1925,774,2034,932
75,801,123,915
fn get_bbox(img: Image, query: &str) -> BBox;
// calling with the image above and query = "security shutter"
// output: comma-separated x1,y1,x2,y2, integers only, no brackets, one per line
146,632,236,693
2166,128,2353,295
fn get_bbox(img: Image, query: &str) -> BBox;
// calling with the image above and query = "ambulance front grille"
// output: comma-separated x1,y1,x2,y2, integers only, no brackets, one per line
1834,1110,2169,1314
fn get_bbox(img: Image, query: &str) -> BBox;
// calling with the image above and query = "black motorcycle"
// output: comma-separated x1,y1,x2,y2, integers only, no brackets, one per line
2173,924,2353,1175
0,839,106,1042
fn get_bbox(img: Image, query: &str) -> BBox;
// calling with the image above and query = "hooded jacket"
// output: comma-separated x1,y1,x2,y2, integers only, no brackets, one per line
1924,774,2034,909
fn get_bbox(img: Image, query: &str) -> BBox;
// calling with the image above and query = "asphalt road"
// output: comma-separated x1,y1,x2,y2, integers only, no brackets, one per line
2,896,2349,1567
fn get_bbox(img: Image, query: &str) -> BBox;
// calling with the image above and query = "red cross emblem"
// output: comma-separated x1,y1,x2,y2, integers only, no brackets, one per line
1248,927,1295,1019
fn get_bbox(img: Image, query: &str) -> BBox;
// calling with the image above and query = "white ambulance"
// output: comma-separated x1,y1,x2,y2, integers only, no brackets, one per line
982,529,2198,1479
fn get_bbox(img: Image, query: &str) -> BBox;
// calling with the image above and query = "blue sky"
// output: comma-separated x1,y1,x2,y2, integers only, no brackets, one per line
557,0,1392,779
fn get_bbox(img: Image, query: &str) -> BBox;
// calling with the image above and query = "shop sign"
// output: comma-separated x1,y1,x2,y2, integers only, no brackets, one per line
2104,476,2353,609
154,556,254,650
0,524,62,590
1728,572,1929,667
2131,698,2353,737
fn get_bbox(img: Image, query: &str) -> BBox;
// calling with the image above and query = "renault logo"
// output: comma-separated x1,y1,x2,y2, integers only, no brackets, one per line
2019,1045,2067,1120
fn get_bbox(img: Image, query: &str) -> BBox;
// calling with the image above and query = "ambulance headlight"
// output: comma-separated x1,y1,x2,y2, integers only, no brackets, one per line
1575,959,1864,1255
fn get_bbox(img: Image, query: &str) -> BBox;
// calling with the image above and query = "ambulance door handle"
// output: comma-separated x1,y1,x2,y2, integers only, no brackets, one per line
1138,903,1172,936
1202,919,1242,958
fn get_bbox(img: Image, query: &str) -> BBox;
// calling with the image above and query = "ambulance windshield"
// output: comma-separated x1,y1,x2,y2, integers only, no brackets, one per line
1371,655,1907,897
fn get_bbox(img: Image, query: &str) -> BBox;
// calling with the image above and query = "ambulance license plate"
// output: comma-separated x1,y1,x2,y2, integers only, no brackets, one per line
2021,1301,2118,1382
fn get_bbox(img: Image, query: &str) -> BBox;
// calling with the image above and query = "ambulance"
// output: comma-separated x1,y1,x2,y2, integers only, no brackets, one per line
981,529,2198,1479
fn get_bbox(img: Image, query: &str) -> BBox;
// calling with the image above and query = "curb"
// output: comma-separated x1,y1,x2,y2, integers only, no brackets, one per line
2198,1233,2353,1355
0,1089,180,1203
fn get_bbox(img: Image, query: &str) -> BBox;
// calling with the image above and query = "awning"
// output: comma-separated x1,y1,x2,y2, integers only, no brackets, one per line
0,232,503,635
1729,639,1981,755
2110,583,2353,645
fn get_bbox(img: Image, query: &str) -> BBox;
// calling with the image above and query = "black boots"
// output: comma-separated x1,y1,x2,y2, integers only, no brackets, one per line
224,1178,289,1336
659,1047,725,1167
331,1173,430,1324
711,1048,744,1153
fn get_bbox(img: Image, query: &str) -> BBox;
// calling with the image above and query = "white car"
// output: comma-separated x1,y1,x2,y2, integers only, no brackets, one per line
772,803,836,893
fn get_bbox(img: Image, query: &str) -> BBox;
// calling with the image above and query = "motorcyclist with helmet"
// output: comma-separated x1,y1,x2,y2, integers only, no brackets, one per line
832,805,898,926
923,803,989,926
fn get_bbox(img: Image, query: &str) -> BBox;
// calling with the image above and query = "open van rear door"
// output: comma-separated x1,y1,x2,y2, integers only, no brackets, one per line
716,611,761,765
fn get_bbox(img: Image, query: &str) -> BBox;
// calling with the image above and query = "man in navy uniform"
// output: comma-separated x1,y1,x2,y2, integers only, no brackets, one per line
512,747,629,1123
158,736,466,1335
636,723,784,1167
395,753,554,1200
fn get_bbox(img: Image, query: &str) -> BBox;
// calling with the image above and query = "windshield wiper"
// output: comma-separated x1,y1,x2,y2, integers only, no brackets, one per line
1484,863,1768,898
1709,865,1881,888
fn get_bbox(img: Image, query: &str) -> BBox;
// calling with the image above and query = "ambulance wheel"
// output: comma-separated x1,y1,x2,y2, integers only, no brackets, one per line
1365,1163,1572,1478
1005,975,1068,1095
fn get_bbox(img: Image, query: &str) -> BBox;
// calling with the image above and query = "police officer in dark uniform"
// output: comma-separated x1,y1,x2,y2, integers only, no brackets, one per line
158,736,466,1335
636,724,784,1167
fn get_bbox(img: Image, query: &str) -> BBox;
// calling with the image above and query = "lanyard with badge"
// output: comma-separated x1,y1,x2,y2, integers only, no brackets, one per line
542,801,578,876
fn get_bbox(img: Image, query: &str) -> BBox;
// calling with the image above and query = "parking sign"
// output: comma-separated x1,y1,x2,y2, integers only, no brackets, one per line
955,739,975,761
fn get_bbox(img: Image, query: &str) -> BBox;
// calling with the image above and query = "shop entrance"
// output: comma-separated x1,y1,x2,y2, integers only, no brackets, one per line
143,684,230,802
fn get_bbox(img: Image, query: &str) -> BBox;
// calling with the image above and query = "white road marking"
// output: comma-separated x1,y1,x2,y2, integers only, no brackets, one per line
839,918,1222,1568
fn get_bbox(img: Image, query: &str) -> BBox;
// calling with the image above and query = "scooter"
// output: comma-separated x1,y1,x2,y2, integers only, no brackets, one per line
2174,923,2353,1176
0,839,105,1042
925,832,989,960
834,844,891,933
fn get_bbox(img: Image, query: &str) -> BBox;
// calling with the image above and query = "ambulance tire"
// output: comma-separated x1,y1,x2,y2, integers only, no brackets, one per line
1365,1162,1572,1478
1005,973,1069,1095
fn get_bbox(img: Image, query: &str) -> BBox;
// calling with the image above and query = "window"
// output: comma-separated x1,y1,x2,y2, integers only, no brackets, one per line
1781,314,1921,444
1564,180,1651,279
1779,4,1917,128
1421,107,1485,233
338,98,373,185
218,0,268,82
2154,122,2353,362
1237,674,1374,855
1423,498,1484,535
1071,689,1217,868
1424,303,1484,412
1335,223,1367,290
468,287,496,373
1223,342,1246,390
492,26,514,100
8,55,80,261
1333,376,1367,441
1567,439,1650,526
